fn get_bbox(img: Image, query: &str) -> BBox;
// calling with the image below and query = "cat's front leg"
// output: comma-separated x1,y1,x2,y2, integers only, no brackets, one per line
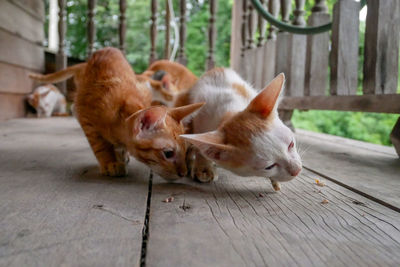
83,126,128,177
187,145,218,183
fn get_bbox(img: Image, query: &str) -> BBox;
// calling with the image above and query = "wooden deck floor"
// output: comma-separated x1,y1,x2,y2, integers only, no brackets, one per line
1,118,399,266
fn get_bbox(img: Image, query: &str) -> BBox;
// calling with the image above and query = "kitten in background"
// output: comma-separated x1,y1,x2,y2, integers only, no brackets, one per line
30,47,204,179
181,69,302,191
27,84,67,118
137,60,198,107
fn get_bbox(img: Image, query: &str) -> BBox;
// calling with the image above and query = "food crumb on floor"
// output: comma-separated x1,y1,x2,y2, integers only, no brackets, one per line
321,199,329,204
315,179,325,187
162,196,174,203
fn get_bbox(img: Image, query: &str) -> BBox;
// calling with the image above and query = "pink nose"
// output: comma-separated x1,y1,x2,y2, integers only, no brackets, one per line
290,167,301,177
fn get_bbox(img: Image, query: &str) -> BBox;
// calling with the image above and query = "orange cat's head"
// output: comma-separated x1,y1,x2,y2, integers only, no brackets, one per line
182,74,302,182
126,103,204,180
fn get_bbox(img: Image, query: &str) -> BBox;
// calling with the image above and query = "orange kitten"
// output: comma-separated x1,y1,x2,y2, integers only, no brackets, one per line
137,60,198,106
29,47,204,179
181,69,302,190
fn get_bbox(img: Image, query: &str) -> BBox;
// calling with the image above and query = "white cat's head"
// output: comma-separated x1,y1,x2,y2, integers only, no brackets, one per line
181,74,302,182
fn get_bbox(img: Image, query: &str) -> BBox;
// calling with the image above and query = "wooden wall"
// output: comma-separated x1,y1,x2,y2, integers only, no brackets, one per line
0,0,45,121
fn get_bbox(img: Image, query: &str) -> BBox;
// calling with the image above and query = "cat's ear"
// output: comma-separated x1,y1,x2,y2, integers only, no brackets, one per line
246,73,285,118
168,102,205,123
181,131,235,162
127,107,167,139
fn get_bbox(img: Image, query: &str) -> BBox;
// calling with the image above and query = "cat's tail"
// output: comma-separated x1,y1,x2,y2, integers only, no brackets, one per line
29,63,86,84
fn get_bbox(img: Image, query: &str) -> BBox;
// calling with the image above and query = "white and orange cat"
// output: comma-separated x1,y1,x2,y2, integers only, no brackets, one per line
29,47,204,179
180,68,302,190
27,84,67,117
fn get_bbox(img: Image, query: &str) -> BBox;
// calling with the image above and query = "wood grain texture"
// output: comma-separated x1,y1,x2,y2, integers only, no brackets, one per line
0,93,26,121
390,117,400,157
304,13,330,96
279,94,400,114
330,0,359,96
0,62,36,94
261,39,277,87
149,0,158,64
296,129,400,209
146,168,400,266
0,118,149,266
0,29,44,71
362,0,400,95
9,0,45,22
0,0,44,44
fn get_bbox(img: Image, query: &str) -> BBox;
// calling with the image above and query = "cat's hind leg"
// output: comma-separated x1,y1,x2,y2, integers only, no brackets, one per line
187,145,218,183
83,125,127,177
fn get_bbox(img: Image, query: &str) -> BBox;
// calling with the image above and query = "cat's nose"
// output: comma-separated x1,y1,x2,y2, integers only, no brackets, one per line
177,165,187,177
290,166,302,177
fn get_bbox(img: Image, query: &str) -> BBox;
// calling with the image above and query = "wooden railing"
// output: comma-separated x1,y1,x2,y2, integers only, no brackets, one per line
231,0,400,154
51,0,400,155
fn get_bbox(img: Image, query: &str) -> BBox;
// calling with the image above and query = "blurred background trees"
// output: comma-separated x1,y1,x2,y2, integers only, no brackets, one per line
44,0,399,146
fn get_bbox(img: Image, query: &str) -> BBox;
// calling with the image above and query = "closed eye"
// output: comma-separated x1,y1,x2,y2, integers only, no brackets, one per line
265,163,276,170
288,141,294,150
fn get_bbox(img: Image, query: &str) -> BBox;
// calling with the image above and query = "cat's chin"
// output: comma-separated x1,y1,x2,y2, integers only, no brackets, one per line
269,175,297,182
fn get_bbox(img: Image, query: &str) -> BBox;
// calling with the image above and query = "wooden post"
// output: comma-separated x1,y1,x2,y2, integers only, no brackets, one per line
239,0,248,79
261,0,279,86
206,0,217,70
285,0,307,97
390,117,400,157
119,0,127,54
363,0,400,94
87,0,96,57
304,0,330,96
253,0,266,89
243,2,257,83
56,0,67,95
330,0,359,96
177,0,187,65
275,0,291,86
164,0,170,59
149,0,157,65
230,0,244,72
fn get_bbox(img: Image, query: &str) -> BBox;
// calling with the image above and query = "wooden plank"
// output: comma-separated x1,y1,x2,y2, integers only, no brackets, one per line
330,0,359,96
0,0,44,44
390,117,400,157
230,0,243,72
0,62,37,94
304,13,330,96
253,46,265,90
363,0,400,95
0,93,26,121
146,168,400,266
0,118,149,266
296,129,400,208
0,29,44,71
261,39,277,87
275,32,290,83
287,34,306,96
9,0,45,22
279,94,400,114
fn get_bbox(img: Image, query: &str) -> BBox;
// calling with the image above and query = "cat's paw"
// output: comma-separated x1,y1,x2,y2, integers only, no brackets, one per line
270,179,281,191
101,162,128,177
189,157,218,183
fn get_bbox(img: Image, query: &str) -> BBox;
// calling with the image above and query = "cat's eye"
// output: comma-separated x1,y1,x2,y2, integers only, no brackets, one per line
265,163,276,170
288,141,294,150
163,150,175,159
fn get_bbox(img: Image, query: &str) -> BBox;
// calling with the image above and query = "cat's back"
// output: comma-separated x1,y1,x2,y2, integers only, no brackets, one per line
190,68,256,132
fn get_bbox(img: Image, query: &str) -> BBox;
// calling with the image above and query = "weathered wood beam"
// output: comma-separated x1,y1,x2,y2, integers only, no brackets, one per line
279,94,400,114
119,0,126,54
56,0,67,94
164,0,170,59
206,0,217,70
87,0,96,57
304,0,330,96
390,117,400,157
149,0,157,64
363,0,400,94
177,0,187,65
330,0,359,96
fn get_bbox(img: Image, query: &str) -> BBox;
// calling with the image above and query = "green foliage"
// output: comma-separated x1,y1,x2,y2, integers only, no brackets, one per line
292,110,398,146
